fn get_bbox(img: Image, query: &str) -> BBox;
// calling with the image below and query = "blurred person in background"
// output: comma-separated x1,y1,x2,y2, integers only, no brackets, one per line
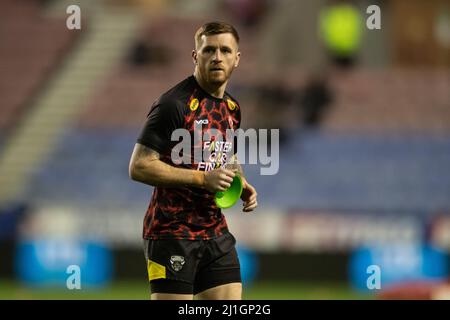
129,21,257,300
298,72,333,128
127,40,172,67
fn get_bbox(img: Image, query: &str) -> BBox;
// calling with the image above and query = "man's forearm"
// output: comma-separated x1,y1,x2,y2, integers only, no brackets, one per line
132,159,205,188
129,143,205,188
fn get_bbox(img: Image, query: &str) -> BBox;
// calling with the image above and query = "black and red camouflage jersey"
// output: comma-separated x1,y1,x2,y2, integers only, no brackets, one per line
137,75,241,240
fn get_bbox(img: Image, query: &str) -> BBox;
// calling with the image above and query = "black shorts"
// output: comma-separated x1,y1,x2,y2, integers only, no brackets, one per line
143,232,241,295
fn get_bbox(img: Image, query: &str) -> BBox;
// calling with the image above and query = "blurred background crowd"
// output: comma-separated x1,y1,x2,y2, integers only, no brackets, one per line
0,0,449,299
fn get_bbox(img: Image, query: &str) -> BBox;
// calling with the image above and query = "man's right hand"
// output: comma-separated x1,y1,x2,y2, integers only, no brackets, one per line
203,168,235,193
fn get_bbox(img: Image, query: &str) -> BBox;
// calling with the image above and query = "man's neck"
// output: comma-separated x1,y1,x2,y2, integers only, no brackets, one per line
193,70,227,99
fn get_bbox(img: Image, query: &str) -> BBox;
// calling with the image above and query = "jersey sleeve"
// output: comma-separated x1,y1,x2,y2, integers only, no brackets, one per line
137,99,185,154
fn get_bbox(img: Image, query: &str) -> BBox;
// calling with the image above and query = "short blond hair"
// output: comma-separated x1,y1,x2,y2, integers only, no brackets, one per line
194,21,240,49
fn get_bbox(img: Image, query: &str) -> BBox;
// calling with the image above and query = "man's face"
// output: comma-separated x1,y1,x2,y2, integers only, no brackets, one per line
193,33,240,86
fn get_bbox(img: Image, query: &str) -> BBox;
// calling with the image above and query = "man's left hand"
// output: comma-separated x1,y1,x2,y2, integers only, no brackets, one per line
240,178,257,212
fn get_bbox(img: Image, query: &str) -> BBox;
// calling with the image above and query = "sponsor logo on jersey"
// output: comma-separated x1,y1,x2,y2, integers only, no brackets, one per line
195,119,209,125
227,99,237,111
190,98,199,111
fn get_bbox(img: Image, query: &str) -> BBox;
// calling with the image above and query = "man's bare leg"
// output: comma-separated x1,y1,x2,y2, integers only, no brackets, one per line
151,293,193,300
194,282,242,300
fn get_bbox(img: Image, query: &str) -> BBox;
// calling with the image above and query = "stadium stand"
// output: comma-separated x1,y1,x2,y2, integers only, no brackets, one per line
324,69,450,132
0,0,78,133
17,11,449,215
27,128,450,213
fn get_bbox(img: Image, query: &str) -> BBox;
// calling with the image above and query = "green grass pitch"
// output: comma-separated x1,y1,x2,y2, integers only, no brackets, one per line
0,280,373,300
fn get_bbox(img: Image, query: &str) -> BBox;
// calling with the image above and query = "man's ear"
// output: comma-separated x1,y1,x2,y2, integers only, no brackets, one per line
234,51,241,68
192,50,197,65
